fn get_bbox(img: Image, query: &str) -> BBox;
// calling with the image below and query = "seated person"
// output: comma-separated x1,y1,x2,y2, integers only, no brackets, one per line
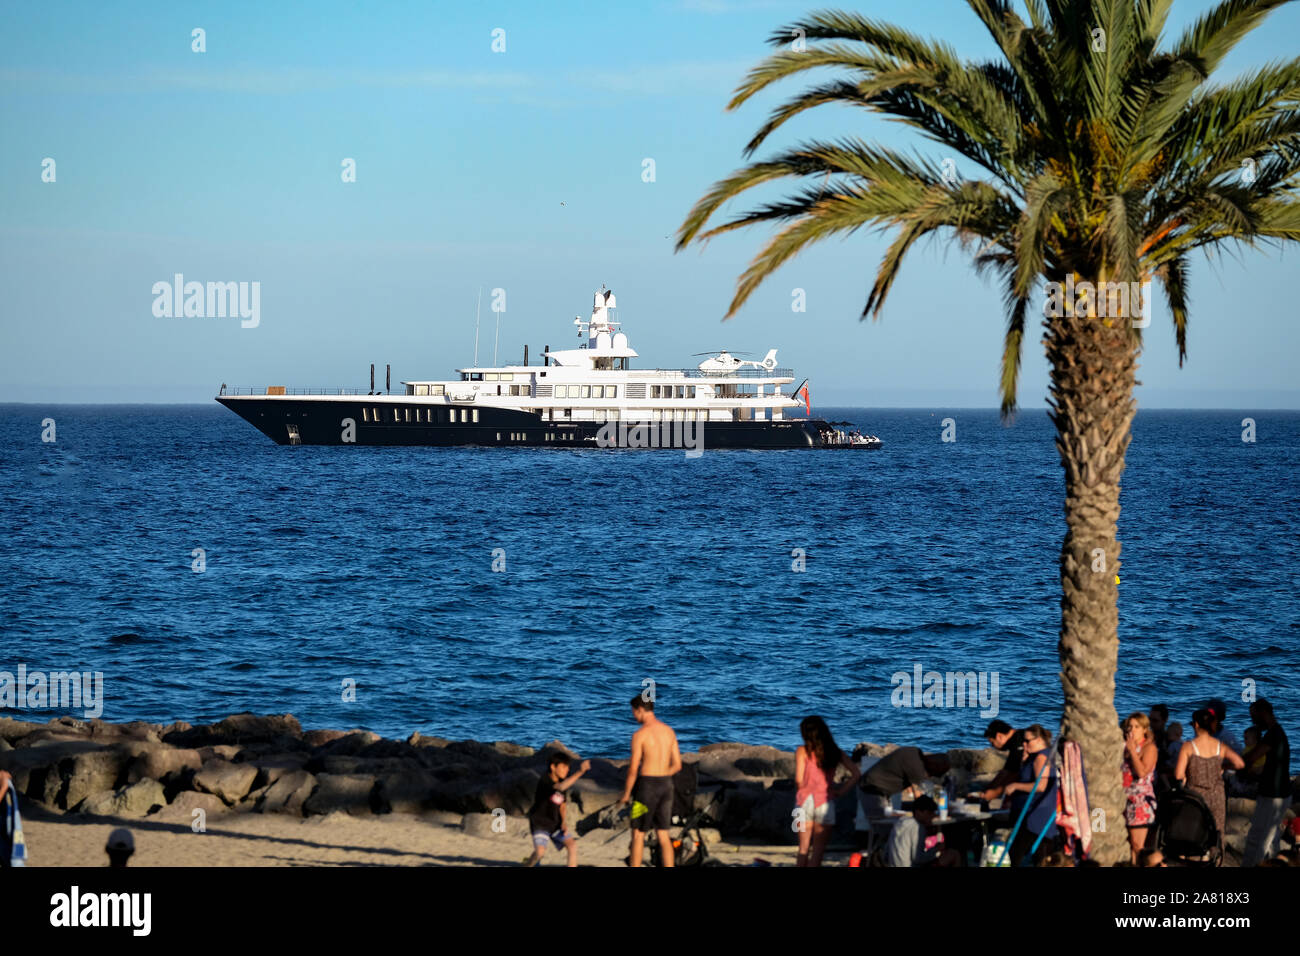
1229,727,1266,797
977,719,1025,803
855,745,950,819
884,796,959,867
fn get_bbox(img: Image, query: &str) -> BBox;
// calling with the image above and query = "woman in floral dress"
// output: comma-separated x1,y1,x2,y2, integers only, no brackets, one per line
1122,711,1159,864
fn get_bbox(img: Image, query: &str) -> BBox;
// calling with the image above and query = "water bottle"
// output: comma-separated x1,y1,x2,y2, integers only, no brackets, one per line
937,785,949,820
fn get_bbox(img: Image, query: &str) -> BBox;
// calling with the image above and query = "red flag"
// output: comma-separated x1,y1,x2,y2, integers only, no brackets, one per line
795,382,811,416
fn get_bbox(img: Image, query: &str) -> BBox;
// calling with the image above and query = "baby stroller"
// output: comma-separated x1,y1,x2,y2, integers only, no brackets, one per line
1155,786,1222,866
643,764,722,867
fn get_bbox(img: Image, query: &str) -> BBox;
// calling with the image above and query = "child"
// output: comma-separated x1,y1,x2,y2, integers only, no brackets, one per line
1164,722,1183,763
525,753,590,867
794,716,860,867
1228,727,1266,798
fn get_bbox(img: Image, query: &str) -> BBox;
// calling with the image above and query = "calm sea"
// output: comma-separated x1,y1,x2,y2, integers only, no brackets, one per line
2,404,1296,756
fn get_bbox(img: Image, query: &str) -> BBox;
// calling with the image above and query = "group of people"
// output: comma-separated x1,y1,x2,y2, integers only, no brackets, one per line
526,694,1292,867
1120,697,1292,867
526,694,685,867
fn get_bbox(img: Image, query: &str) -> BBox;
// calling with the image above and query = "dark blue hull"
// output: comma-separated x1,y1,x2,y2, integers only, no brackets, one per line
216,397,842,448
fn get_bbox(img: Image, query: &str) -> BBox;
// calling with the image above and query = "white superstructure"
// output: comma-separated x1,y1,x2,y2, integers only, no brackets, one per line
401,287,803,426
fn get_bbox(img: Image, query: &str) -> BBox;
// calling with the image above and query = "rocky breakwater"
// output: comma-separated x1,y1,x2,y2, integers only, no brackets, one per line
0,713,1007,843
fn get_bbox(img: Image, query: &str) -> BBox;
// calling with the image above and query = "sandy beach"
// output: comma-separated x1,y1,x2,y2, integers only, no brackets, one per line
20,804,799,868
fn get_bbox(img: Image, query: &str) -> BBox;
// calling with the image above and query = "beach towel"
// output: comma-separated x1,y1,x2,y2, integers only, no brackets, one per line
1055,740,1092,860
2,779,28,866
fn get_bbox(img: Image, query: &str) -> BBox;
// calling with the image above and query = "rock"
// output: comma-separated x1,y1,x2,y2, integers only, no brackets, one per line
717,782,765,834
697,744,795,783
163,713,302,748
60,748,130,810
745,784,799,843
49,716,91,736
0,738,11,753
568,778,621,817
357,739,420,761
160,721,192,737
152,790,228,824
0,717,45,743
258,770,317,815
375,771,437,814
492,741,535,758
13,728,88,749
197,745,242,763
251,753,309,789
78,778,166,818
949,747,1005,775
408,732,451,749
493,768,541,816
88,720,160,743
0,739,97,802
446,739,517,769
303,729,349,749
851,742,894,759
462,812,532,840
303,773,377,816
127,746,202,784
310,731,381,757
540,740,578,760
193,760,259,805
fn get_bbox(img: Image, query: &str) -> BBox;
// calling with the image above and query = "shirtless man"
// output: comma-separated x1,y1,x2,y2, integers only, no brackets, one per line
617,694,682,867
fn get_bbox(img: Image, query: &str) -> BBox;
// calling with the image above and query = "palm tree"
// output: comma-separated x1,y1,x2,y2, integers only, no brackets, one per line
677,0,1300,862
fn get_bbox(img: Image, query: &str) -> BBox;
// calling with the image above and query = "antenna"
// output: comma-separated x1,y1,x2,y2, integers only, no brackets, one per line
493,302,502,366
473,287,482,366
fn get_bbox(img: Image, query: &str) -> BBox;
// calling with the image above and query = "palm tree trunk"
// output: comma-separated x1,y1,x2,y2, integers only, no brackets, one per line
1043,276,1139,864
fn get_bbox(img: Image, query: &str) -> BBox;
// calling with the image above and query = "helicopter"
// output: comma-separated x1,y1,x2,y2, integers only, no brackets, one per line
694,348,779,373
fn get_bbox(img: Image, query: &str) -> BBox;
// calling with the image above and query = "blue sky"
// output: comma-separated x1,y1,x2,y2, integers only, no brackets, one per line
2,0,1297,406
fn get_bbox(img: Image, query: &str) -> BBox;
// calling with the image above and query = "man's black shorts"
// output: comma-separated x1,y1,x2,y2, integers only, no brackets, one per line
632,775,673,831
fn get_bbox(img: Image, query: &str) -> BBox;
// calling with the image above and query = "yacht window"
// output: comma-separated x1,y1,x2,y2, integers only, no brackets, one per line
404,408,411,422
470,373,483,381
485,373,498,381
472,409,479,423
500,373,513,382
362,407,370,423
431,385,445,396
581,385,591,399
449,409,457,423
607,386,617,398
